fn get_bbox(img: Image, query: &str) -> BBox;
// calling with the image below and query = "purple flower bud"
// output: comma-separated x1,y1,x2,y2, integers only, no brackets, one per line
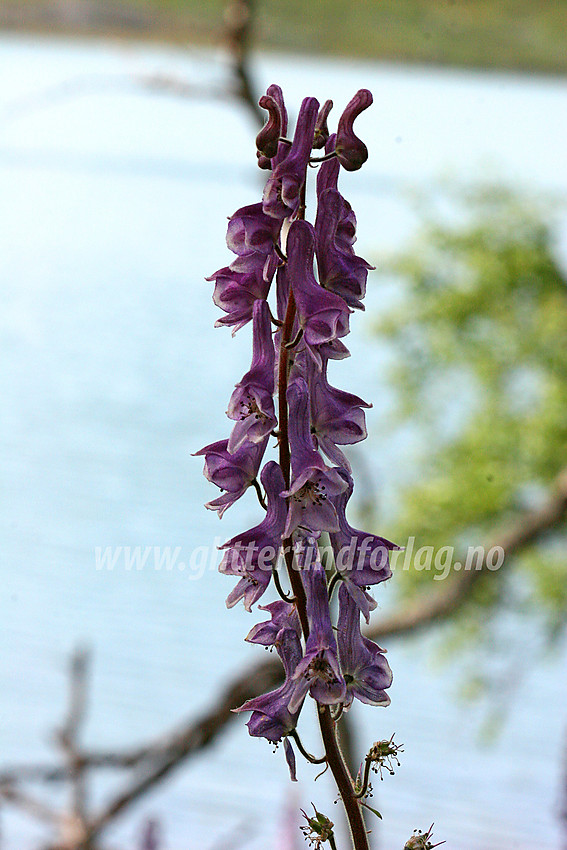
218,461,287,610
235,627,305,742
263,97,319,220
227,300,277,453
288,554,346,711
286,220,350,365
337,584,392,707
312,99,333,149
281,378,348,537
315,188,374,310
256,92,283,160
207,266,270,334
193,437,267,517
309,360,371,470
245,600,301,646
335,89,373,172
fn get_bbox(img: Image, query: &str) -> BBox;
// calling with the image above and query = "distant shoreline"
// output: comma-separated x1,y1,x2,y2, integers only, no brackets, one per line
1,0,567,76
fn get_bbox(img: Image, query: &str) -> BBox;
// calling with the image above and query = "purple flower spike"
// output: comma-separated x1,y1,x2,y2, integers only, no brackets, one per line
194,437,267,517
310,360,371,471
219,461,287,609
337,584,392,708
236,627,305,742
315,188,374,310
289,555,346,711
330,470,397,622
246,600,301,646
263,97,319,220
286,220,351,365
335,89,373,172
256,93,283,160
282,378,348,536
227,300,277,453
208,267,270,334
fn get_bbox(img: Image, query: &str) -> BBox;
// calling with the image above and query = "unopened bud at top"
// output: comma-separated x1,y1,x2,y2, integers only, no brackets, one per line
256,93,282,160
312,99,333,149
335,88,373,171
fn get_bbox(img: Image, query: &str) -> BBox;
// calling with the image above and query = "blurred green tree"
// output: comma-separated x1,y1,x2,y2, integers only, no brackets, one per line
372,186,567,688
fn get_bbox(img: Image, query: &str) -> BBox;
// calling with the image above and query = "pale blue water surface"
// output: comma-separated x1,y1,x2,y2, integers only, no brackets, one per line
1,35,566,850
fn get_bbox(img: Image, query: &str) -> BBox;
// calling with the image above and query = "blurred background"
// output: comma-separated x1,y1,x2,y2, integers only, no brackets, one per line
1,2,566,849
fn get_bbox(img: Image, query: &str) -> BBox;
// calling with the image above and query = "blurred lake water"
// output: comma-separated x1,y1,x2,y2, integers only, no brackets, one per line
1,35,566,849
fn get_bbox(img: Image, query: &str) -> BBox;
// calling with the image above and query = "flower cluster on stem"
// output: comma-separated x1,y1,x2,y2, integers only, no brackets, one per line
196,85,399,850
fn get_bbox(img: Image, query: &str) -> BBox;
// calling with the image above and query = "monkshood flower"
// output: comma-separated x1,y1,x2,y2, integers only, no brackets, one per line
227,299,276,453
286,220,351,365
309,359,371,471
263,97,319,220
335,89,373,172
194,436,267,517
315,187,374,310
226,202,281,283
245,599,301,646
337,584,392,708
208,266,270,334
235,627,304,779
288,554,346,712
330,470,397,622
316,137,358,253
219,461,287,610
282,378,348,537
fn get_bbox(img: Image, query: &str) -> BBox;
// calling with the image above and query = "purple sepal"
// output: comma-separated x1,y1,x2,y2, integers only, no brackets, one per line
219,461,287,609
310,360,371,471
283,737,297,782
286,220,351,367
288,554,346,711
235,628,305,741
330,470,397,621
256,92,283,159
193,437,267,517
315,188,374,310
337,584,392,707
226,202,281,283
227,299,277,453
313,99,333,149
335,89,373,172
208,266,270,334
281,378,348,536
263,97,319,220
245,600,301,646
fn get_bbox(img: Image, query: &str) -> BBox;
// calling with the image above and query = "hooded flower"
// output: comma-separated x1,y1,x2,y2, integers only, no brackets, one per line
227,299,277,453
226,202,281,283
245,600,301,646
330,470,397,622
281,378,348,537
208,266,270,334
193,436,267,517
337,584,392,708
315,187,374,310
288,554,346,711
316,135,358,253
256,83,289,170
313,99,333,149
263,97,319,220
286,220,350,366
309,359,371,470
335,89,373,172
235,627,304,744
219,461,287,610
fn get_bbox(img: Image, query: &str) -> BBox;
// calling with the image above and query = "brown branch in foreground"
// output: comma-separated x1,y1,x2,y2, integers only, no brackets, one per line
2,469,566,844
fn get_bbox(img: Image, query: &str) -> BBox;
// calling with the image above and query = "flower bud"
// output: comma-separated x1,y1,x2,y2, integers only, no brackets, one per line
335,88,373,171
312,99,333,149
256,93,282,160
